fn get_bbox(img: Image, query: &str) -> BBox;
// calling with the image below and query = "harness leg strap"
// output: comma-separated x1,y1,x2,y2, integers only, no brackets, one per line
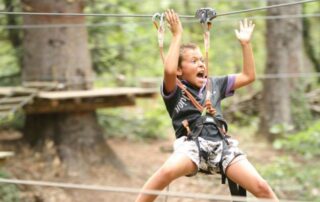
220,140,247,200
228,178,247,202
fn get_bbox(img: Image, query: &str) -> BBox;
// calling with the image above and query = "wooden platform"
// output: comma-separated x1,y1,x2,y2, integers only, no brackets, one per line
0,151,14,165
0,87,38,96
23,87,159,114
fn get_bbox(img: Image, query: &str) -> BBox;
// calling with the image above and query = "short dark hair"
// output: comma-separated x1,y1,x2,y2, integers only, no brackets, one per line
178,43,199,67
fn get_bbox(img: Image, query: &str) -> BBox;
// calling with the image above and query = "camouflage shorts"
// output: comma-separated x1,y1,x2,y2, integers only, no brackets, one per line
173,136,246,176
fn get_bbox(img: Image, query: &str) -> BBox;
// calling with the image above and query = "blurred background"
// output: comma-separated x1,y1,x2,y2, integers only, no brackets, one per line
0,0,319,201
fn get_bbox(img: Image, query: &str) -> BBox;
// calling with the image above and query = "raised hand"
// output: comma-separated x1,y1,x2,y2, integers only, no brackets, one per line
235,18,255,45
165,9,183,37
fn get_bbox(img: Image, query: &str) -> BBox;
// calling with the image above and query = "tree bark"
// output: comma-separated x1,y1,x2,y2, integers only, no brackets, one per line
303,4,320,81
21,0,125,173
258,0,310,140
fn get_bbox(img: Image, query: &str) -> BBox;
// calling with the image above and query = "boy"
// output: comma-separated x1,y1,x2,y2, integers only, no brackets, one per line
136,9,278,202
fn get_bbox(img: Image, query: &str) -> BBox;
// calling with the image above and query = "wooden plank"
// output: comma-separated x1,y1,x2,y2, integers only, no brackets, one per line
0,151,14,165
0,104,18,111
0,151,14,159
0,96,31,104
0,87,37,96
139,78,160,88
22,81,65,89
24,94,136,114
0,88,12,96
37,87,158,100
0,86,158,114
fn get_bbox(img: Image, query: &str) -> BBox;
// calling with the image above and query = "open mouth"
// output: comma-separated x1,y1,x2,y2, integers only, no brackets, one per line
196,72,206,78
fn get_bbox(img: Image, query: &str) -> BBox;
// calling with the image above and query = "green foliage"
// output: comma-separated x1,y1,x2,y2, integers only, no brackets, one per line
304,2,320,70
273,120,320,158
0,112,25,130
258,157,320,201
290,80,313,130
0,170,20,202
98,97,171,140
269,123,295,136
0,0,22,85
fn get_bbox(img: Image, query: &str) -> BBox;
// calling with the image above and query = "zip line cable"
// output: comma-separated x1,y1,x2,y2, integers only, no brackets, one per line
217,0,318,17
0,13,319,30
12,72,320,88
0,178,309,202
0,0,317,18
257,72,320,79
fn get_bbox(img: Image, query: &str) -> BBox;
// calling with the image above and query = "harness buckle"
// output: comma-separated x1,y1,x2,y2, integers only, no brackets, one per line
205,116,214,124
181,119,191,138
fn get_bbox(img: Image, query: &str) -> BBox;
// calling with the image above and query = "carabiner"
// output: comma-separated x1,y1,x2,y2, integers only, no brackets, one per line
152,12,161,29
152,12,165,48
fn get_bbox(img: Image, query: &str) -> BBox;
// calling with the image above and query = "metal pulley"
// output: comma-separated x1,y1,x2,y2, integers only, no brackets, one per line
195,8,217,24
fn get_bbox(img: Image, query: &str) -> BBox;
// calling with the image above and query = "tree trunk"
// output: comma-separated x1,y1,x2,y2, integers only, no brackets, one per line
259,0,311,141
303,3,320,81
287,2,312,130
21,0,125,173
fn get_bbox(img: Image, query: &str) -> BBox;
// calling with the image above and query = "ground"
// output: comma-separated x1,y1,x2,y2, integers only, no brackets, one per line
0,128,281,202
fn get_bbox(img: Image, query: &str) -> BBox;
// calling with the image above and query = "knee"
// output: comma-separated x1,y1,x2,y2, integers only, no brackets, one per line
253,179,274,198
157,166,177,183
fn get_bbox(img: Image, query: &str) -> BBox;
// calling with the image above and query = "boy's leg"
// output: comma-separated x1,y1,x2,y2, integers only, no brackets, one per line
135,153,197,202
225,158,278,200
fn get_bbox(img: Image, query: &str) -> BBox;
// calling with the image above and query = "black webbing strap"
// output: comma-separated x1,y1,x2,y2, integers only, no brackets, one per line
220,141,247,200
188,117,213,175
187,118,205,163
228,178,247,202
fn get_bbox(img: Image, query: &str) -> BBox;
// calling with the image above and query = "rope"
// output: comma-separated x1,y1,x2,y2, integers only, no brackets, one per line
0,20,151,29
0,12,157,18
164,185,169,202
0,0,317,18
0,178,308,202
0,13,318,30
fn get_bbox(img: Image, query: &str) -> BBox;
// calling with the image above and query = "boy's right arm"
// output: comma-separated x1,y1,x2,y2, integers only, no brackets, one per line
163,9,183,94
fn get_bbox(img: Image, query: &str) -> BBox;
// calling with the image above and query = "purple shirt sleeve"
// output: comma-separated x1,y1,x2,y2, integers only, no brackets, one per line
160,82,177,100
225,74,236,97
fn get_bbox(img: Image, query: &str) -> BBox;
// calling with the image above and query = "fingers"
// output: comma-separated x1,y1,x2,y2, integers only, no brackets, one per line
251,23,255,32
239,18,255,30
165,9,183,36
247,19,255,30
239,19,244,30
249,19,253,27
236,18,255,43
165,9,179,25
165,10,171,23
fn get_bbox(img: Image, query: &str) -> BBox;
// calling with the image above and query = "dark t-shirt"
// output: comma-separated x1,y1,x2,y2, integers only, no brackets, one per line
161,75,236,139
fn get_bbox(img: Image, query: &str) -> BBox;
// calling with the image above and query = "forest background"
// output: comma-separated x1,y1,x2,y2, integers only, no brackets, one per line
0,0,319,201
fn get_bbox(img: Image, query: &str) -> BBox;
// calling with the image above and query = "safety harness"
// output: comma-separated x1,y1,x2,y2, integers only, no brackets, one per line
152,8,246,200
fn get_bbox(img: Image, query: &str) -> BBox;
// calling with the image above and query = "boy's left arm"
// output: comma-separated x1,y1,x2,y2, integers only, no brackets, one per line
232,18,256,90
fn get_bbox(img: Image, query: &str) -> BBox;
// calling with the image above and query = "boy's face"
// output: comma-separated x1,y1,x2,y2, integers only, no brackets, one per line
178,48,206,88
